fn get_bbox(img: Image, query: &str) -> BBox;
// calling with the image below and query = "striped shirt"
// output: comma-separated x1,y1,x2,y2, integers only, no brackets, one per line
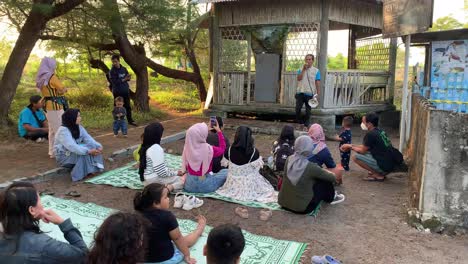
143,144,178,182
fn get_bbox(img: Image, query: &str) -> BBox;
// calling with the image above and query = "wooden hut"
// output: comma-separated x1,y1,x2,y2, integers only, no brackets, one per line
202,0,398,129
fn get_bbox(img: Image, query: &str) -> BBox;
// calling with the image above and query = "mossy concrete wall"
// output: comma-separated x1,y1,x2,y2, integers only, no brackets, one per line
408,94,468,228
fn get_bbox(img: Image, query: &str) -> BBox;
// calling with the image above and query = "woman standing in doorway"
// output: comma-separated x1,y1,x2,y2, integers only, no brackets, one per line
36,57,68,158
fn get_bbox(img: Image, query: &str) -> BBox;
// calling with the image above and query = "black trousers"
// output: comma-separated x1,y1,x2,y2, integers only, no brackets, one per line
24,130,49,141
284,179,335,214
113,93,134,123
295,93,312,126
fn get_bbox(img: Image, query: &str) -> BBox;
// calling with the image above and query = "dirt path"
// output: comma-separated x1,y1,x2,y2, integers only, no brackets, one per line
32,128,468,264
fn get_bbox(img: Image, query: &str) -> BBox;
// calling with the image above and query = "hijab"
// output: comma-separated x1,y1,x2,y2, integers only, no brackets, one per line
62,109,80,140
182,123,213,176
286,136,314,186
308,123,327,153
138,123,164,181
278,125,295,145
35,57,57,91
232,126,255,157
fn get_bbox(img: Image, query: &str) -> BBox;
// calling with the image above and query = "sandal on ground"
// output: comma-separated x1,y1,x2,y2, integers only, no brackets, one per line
39,189,55,196
234,207,249,219
65,191,81,197
362,175,385,182
259,209,272,221
312,255,342,264
182,195,204,211
173,193,186,208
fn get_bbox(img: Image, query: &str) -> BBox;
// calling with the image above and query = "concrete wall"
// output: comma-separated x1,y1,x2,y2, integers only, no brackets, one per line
408,94,468,228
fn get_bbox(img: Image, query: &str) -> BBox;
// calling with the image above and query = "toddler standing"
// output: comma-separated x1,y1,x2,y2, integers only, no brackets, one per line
113,96,128,137
334,116,353,171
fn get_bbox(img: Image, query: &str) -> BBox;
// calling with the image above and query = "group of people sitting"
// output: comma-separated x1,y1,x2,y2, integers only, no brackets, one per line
0,182,245,264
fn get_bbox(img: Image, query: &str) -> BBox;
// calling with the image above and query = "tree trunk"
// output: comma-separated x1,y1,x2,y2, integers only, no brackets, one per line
133,45,150,112
186,47,207,102
0,13,48,126
0,0,85,127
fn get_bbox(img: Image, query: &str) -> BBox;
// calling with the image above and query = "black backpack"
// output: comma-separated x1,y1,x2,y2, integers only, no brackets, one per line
274,142,294,171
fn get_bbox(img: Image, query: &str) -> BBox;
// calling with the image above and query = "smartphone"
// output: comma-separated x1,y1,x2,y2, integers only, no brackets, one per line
210,116,217,127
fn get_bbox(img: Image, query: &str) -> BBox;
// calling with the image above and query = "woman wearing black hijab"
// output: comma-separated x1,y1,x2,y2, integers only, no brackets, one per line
138,122,184,191
54,109,104,181
225,126,260,165
217,126,276,207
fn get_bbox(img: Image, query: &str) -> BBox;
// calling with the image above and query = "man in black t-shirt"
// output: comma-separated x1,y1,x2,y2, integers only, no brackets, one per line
341,112,400,181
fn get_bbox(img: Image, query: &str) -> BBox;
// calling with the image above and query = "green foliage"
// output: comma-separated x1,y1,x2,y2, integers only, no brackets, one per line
430,16,464,31
327,53,347,70
150,90,200,112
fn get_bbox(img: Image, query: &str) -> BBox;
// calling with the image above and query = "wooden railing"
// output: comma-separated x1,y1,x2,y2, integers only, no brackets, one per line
215,72,247,105
323,71,389,108
281,73,298,107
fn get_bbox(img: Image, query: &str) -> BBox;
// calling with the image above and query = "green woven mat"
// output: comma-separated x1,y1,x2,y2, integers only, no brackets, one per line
85,154,320,215
39,196,307,264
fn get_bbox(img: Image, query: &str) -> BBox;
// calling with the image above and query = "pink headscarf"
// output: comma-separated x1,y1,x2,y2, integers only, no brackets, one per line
182,123,214,176
35,57,57,91
308,123,327,153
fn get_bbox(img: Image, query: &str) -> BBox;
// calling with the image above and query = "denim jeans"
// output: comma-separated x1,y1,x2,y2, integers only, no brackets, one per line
184,169,228,193
113,119,128,135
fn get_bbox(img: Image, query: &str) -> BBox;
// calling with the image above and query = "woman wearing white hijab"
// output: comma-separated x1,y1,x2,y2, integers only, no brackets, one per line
36,57,68,158
278,136,345,214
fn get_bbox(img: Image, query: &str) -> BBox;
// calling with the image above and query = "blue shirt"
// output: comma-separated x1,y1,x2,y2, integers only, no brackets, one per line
18,107,46,137
296,69,321,96
339,129,352,147
308,147,336,169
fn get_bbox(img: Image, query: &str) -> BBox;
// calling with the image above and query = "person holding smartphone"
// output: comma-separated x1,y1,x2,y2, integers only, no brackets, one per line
182,120,228,193
206,116,230,173
296,54,321,129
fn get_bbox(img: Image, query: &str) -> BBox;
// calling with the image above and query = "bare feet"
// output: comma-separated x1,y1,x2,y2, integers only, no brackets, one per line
235,207,249,219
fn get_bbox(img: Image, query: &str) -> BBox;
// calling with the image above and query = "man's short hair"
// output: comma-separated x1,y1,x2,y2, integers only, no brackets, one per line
343,116,353,127
305,54,315,60
30,95,42,105
111,54,120,61
206,224,245,264
115,96,124,103
365,112,379,127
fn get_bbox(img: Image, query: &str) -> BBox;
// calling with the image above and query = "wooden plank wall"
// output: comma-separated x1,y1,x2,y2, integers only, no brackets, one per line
218,0,382,29
282,73,298,107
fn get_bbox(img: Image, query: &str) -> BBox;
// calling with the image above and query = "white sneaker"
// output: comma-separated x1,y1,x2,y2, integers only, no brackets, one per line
173,193,186,208
330,192,345,205
182,195,204,211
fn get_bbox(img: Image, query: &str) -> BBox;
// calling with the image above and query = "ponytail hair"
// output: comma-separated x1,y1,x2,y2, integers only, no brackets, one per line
133,183,166,212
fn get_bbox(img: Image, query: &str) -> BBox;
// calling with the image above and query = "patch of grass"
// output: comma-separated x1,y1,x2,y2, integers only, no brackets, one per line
150,90,201,112
80,106,165,129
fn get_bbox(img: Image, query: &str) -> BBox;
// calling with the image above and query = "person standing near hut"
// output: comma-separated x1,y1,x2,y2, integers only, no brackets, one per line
296,54,320,129
36,57,68,159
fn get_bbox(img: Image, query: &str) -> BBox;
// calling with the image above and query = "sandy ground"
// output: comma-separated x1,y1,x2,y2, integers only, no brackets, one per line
16,119,467,264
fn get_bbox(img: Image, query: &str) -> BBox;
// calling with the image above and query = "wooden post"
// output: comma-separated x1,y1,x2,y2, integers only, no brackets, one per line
212,5,220,104
388,37,398,104
423,44,431,87
246,32,252,104
348,25,357,69
318,0,329,108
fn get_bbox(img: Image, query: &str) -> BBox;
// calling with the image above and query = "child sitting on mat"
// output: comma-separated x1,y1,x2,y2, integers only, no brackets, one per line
134,183,206,264
204,224,245,264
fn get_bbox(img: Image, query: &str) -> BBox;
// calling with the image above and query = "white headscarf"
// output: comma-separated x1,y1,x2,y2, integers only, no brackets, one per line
35,57,57,91
286,135,314,186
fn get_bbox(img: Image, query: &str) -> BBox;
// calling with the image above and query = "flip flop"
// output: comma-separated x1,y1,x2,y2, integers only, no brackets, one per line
362,176,385,182
65,191,81,197
234,207,249,219
39,189,55,196
259,209,272,221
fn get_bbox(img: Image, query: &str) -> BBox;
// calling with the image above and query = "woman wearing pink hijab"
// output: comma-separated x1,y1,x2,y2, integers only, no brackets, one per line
182,122,228,193
308,124,343,184
36,57,68,158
